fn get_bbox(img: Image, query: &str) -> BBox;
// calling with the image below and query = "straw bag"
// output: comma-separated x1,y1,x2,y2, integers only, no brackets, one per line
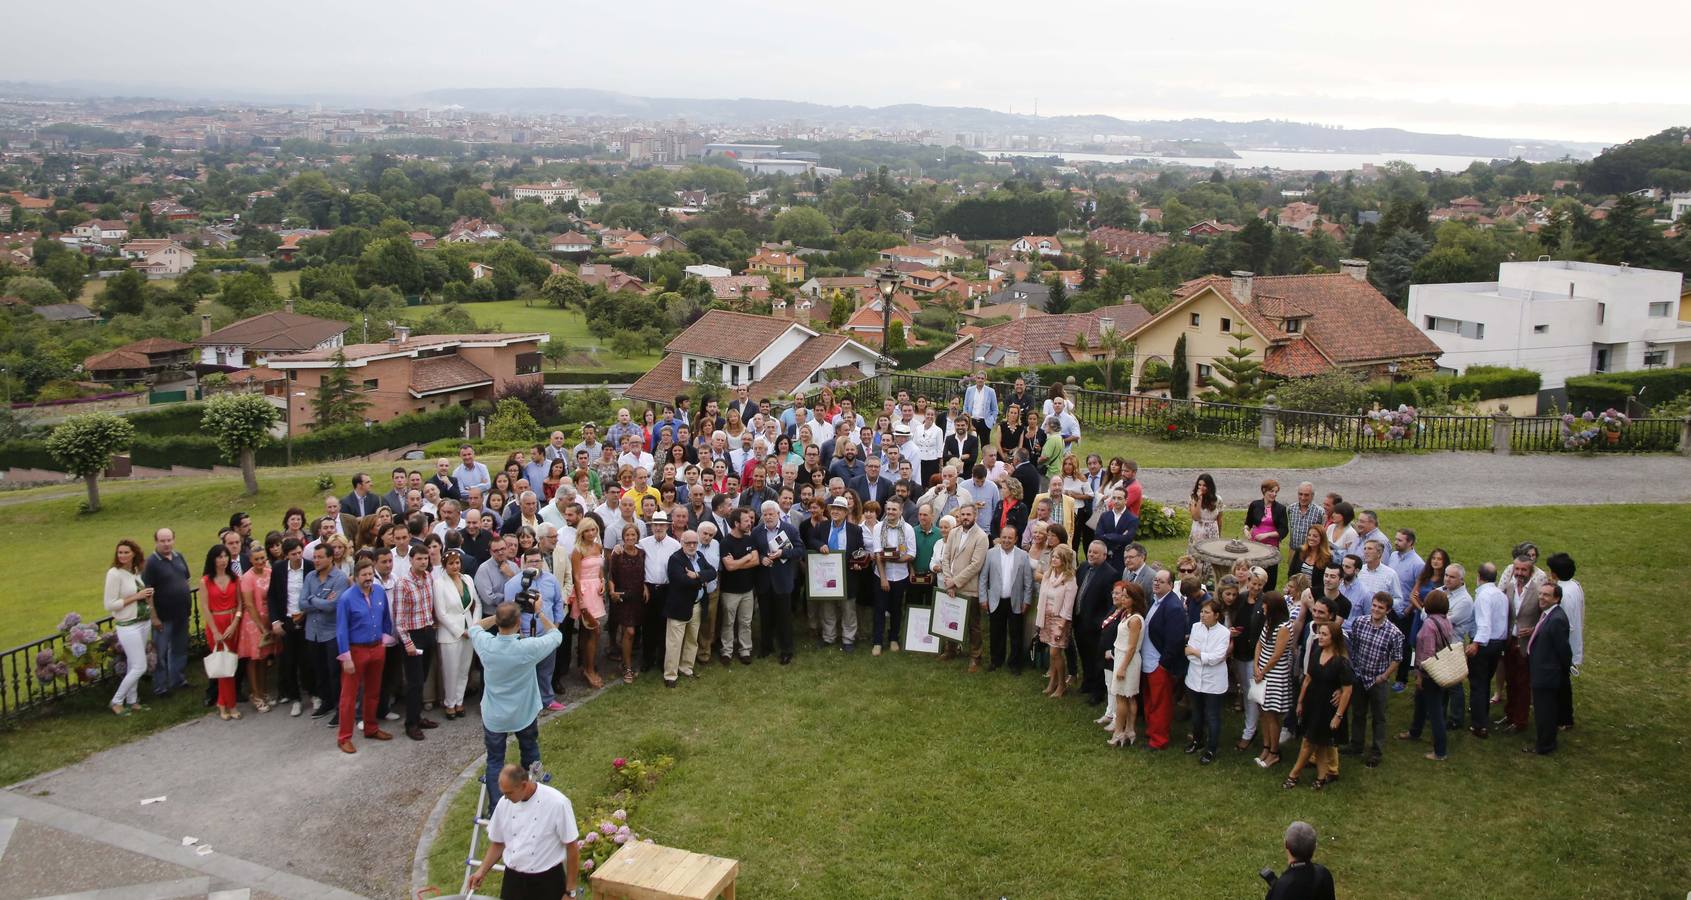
203,646,238,680
1419,620,1468,688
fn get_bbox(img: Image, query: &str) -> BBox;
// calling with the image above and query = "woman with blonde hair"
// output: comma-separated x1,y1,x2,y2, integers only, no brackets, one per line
1038,545,1078,699
571,518,607,689
1106,581,1147,746
1293,523,1332,581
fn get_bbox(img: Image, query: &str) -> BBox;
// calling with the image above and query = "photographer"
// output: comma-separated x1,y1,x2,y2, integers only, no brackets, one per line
466,763,581,900
1263,821,1335,900
469,597,563,801
503,549,568,711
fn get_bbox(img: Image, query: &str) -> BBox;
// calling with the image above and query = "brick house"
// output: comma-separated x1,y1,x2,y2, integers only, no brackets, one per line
1087,227,1169,262
263,327,548,434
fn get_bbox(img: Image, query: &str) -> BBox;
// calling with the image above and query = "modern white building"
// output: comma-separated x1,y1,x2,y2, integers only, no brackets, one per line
1406,259,1690,390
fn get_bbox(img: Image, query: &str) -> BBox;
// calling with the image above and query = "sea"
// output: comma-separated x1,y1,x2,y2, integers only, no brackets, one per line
988,148,1546,173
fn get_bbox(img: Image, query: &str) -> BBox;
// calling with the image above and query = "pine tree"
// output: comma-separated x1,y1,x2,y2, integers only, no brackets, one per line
312,348,372,428
1044,271,1069,315
1079,241,1101,292
1170,333,1190,400
1210,332,1265,402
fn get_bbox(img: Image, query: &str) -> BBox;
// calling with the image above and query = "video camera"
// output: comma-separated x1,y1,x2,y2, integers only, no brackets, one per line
514,568,541,614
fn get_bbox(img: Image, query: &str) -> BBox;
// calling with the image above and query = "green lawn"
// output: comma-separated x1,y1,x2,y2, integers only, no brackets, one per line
78,269,302,305
401,300,661,373
427,503,1691,898
1086,432,1349,470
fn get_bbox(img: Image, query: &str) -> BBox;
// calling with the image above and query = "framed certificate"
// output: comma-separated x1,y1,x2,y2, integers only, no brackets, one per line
929,592,968,643
903,605,941,653
806,551,847,599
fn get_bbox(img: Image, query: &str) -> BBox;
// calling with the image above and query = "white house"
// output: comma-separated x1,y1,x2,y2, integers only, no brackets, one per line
684,264,732,279
1009,235,1064,257
1406,259,1690,389
510,180,579,206
195,307,348,369
623,309,884,405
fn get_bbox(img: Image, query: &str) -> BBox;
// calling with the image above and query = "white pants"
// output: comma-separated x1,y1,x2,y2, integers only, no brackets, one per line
819,597,857,645
719,590,756,658
1232,658,1262,739
437,631,473,708
111,621,150,706
664,607,701,681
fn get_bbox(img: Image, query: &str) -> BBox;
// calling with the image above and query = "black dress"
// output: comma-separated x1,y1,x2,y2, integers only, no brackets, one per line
1300,652,1353,746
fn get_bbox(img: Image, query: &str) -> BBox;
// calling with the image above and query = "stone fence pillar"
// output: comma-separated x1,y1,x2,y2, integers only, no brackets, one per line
1258,396,1278,451
1680,417,1691,457
1491,404,1513,456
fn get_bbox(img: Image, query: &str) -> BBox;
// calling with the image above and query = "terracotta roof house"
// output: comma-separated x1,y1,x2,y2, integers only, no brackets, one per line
82,337,195,383
549,232,594,254
1119,264,1441,394
577,263,646,293
1185,220,1241,237
1088,227,1169,262
624,309,885,405
879,245,943,266
841,298,914,342
264,327,548,435
923,303,1152,372
706,275,771,300
1008,235,1064,257
194,307,348,369
747,249,806,283
798,275,873,299
409,231,438,249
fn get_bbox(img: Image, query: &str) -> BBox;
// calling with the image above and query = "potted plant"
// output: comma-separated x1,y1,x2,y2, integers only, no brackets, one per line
1596,407,1629,444
1560,412,1600,452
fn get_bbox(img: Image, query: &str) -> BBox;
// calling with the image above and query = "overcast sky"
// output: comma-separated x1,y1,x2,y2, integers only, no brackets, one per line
10,0,1688,144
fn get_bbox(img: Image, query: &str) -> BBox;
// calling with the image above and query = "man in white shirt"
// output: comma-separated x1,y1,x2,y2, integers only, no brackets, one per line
453,444,492,495
617,433,654,475
467,763,580,898
636,512,681,673
1465,562,1509,738
919,465,974,523
963,371,998,438
964,465,1000,533
1049,396,1081,451
1545,552,1582,731
870,498,917,656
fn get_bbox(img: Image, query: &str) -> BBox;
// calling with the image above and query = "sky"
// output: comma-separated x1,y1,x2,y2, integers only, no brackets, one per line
9,0,1689,145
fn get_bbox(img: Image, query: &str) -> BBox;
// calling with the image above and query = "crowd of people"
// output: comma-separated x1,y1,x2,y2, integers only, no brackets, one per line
99,372,1586,788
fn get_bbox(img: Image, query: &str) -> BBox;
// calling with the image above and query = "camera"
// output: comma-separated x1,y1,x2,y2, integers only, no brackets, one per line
1259,867,1277,887
514,568,540,614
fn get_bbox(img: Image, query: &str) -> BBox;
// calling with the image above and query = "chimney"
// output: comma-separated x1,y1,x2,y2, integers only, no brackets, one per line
972,295,981,314
389,324,410,345
1018,303,1028,320
1339,258,1369,282
200,314,212,338
1231,270,1254,305
1099,316,1115,335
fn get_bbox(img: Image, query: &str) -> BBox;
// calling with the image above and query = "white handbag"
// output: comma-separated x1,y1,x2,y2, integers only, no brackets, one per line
203,647,238,679
1246,678,1267,706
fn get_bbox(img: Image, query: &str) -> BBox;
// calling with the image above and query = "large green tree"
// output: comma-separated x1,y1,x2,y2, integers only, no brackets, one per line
1208,332,1265,402
45,412,133,512
772,206,834,247
202,392,279,495
311,349,372,428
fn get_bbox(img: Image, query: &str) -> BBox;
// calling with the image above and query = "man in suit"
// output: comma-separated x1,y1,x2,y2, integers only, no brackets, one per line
662,530,716,687
978,525,1034,674
1073,541,1121,706
806,496,863,650
1120,542,1155,598
1525,581,1572,755
963,371,998,441
382,467,409,516
322,494,358,540
943,416,980,475
1141,567,1190,750
848,456,895,507
826,437,864,484
426,458,462,503
265,538,312,716
1094,488,1139,571
341,473,380,518
752,500,806,665
940,504,989,670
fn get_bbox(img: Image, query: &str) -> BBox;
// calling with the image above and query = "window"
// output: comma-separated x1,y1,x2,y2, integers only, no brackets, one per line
1594,347,1610,373
1644,350,1667,367
1220,316,1232,333
1533,324,1549,334
1648,301,1672,318
1195,363,1212,387
514,351,541,376
687,358,697,380
1189,312,1201,328
1283,318,1302,333
729,365,740,386
1597,303,1606,324
362,378,379,390
1424,316,1485,340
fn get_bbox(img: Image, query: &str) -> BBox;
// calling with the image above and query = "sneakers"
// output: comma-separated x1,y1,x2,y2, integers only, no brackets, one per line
309,703,331,720
1199,750,1216,765
889,641,900,652
384,712,401,721
289,700,302,717
871,645,882,657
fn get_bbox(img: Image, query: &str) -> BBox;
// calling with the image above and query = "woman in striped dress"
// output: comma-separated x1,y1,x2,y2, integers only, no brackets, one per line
1252,589,1297,770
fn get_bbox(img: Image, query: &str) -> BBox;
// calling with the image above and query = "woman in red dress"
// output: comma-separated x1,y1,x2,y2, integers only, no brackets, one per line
200,544,243,720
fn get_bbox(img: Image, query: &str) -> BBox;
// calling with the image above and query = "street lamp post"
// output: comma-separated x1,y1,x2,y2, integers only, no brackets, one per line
874,264,905,357
1386,362,1400,408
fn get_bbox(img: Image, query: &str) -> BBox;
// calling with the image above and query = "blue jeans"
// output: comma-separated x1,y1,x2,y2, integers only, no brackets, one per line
484,718,541,799
536,653,557,706
1191,690,1223,755
1410,682,1449,757
151,617,190,694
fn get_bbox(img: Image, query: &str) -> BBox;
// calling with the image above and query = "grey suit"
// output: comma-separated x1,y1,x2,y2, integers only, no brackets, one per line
1122,564,1156,600
979,545,1034,671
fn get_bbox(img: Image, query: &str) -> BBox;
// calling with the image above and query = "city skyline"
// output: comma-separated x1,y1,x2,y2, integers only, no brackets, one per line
7,0,1689,145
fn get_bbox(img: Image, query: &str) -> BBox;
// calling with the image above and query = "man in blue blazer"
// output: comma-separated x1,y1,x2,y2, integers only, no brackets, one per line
662,531,717,687
848,456,896,507
751,500,806,664
962,371,998,440
1094,488,1139,572
1142,567,1190,750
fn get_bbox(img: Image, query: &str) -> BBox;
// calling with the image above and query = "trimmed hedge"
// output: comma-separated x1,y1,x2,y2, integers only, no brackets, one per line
921,360,1129,390
0,439,56,471
1566,366,1691,414
1368,367,1541,408
544,370,647,385
125,403,209,437
889,345,943,371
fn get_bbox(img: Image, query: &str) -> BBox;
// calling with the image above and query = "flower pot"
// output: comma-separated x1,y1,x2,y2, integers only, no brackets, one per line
1604,430,1620,445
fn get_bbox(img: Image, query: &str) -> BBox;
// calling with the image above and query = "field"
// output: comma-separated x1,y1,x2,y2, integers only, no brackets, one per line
401,299,661,373
425,503,1691,898
1085,432,1349,469
76,269,303,304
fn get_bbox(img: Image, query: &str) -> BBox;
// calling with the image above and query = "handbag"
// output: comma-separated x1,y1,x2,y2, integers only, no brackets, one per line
203,646,238,680
1419,620,1468,688
1247,678,1267,706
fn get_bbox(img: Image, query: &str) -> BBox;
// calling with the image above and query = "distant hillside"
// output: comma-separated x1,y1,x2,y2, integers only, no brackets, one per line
415,87,1601,160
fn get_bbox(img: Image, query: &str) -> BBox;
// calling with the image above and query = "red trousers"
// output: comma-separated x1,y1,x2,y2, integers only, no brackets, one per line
337,643,385,743
1145,666,1174,749
1503,636,1531,728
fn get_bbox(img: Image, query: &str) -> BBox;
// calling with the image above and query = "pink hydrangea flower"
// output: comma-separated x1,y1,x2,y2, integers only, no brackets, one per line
612,809,627,821
583,859,595,871
600,822,616,835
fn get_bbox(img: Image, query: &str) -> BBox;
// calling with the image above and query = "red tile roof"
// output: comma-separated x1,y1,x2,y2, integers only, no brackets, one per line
82,349,151,371
663,309,807,363
409,355,494,396
625,331,864,406
196,311,348,351
921,302,1151,372
277,332,544,363
1262,338,1334,377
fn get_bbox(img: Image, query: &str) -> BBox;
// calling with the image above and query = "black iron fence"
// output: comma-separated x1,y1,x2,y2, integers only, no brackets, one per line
1,594,201,722
869,372,1684,455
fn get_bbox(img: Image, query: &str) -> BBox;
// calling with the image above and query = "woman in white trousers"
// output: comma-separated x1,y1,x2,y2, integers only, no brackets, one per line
105,539,155,714
432,550,482,719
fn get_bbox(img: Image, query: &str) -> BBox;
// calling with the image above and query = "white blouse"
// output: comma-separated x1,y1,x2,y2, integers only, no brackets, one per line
1184,621,1232,694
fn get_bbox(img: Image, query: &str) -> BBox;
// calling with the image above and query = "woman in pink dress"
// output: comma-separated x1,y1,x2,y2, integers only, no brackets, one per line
571,518,607,689
200,545,242,720
236,544,276,713
1038,546,1079,700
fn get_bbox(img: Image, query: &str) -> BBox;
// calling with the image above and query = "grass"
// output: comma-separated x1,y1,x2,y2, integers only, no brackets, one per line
1086,431,1350,469
76,269,302,305
425,503,1691,898
400,299,661,373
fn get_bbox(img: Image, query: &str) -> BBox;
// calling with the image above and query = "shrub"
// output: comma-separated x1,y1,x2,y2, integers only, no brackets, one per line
1368,367,1540,408
497,380,559,425
1565,366,1691,414
1273,370,1373,415
315,473,337,491
1136,500,1184,539
485,398,542,443
126,403,209,436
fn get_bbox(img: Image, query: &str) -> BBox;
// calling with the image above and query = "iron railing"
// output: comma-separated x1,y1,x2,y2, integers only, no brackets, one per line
1,593,201,721
871,372,1685,455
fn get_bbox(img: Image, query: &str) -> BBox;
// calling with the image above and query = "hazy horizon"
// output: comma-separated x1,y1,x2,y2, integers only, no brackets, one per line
7,0,1689,145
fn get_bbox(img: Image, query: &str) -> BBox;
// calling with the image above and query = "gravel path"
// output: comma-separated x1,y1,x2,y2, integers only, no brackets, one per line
1135,451,1691,509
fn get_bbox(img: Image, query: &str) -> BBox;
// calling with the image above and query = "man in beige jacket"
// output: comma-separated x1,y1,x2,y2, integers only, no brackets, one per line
940,504,989,670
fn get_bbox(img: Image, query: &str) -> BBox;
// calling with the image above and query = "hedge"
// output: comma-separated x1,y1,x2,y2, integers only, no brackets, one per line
544,370,647,385
125,402,209,437
0,439,56,471
889,345,943,372
1566,366,1691,414
920,360,1129,390
1367,367,1541,408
